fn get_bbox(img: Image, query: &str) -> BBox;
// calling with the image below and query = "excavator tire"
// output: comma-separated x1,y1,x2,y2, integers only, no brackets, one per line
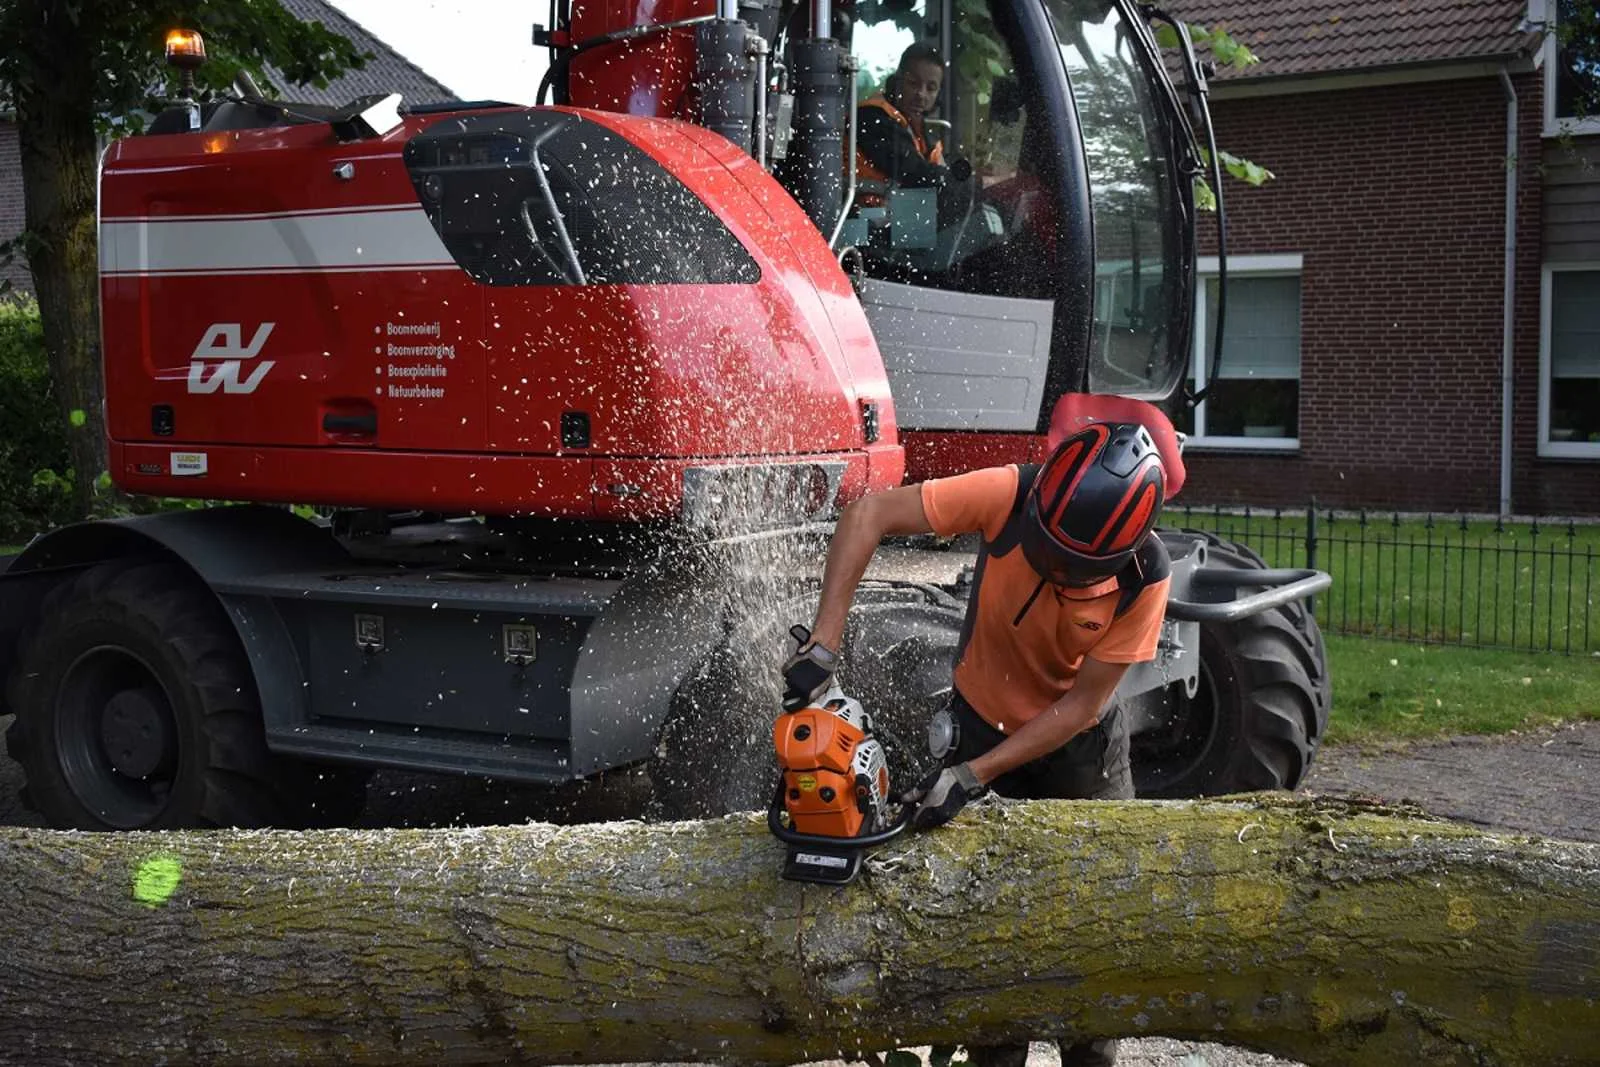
649,581,967,821
1131,532,1330,797
649,642,777,820
4,560,366,829
836,582,967,789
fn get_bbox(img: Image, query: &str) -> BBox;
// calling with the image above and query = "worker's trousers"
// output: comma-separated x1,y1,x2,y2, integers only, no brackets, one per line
942,690,1132,1067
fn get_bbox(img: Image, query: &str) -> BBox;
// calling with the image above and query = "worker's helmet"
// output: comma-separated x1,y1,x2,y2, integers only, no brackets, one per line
1022,421,1165,586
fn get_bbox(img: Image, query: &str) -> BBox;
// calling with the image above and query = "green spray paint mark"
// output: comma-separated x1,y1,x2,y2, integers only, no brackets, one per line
132,854,183,908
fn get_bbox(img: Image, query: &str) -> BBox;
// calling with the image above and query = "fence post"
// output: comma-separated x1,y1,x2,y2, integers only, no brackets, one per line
1357,509,1368,634
1305,499,1318,619
1527,519,1540,653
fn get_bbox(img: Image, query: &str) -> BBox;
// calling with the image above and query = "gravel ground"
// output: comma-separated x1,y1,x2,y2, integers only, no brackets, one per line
3,717,1596,1067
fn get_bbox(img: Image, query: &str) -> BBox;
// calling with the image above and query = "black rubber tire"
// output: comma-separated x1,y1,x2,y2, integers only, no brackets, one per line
1132,532,1330,798
648,582,966,821
4,560,364,829
649,643,778,820
836,582,966,789
1201,532,1333,725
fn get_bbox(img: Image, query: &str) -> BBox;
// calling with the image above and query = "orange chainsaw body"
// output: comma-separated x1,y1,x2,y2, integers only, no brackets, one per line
773,697,891,840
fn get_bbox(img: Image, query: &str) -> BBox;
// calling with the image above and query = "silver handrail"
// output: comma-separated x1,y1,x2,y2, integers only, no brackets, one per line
1166,567,1332,623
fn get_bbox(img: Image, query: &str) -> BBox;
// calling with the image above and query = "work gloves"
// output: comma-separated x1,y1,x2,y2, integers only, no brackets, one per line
781,625,838,712
901,762,985,830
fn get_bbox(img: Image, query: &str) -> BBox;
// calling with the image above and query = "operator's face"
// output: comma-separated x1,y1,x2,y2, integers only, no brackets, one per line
896,59,943,119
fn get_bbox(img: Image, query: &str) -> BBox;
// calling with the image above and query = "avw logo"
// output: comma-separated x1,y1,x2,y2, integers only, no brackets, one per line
186,322,276,395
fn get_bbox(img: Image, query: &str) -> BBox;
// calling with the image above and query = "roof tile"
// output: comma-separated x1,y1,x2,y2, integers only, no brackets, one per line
1161,0,1541,81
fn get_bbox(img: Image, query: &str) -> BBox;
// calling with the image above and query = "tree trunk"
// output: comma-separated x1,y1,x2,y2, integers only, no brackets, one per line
14,0,104,519
0,795,1594,1067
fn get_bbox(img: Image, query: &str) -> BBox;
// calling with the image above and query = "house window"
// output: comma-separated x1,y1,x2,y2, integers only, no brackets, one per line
1545,0,1600,135
1183,255,1302,449
1541,265,1600,457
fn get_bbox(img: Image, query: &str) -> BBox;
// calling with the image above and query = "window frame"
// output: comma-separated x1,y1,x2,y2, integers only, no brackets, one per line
1539,262,1600,459
1543,1,1600,138
1186,253,1304,452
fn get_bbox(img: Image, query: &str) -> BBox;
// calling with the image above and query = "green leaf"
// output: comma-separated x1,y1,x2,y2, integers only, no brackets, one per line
69,408,86,427
1216,149,1274,186
1154,24,1180,49
886,1051,923,1067
1210,34,1260,70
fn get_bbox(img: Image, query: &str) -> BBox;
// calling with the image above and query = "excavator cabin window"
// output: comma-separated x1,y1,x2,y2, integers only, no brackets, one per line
843,0,1046,301
843,0,1192,409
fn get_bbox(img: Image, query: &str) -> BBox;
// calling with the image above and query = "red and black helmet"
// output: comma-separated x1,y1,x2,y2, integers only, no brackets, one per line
1022,421,1166,586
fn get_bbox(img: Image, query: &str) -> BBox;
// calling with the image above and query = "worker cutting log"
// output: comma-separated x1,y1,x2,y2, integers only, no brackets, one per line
784,420,1171,1067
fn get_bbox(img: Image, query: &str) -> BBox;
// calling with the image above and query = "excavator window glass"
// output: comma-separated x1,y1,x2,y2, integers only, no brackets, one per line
848,0,1193,412
852,0,929,104
1053,0,1189,400
405,112,761,287
845,0,1044,300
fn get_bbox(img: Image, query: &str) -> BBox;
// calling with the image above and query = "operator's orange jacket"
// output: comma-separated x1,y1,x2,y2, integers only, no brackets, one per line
853,95,945,205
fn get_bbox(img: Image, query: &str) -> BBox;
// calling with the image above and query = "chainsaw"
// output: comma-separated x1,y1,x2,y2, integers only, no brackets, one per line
767,627,913,885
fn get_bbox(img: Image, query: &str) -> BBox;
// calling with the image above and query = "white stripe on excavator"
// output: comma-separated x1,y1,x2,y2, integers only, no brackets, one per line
100,207,457,277
103,203,422,224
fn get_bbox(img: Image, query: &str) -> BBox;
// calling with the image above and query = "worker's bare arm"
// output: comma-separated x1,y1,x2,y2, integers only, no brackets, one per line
965,656,1130,785
809,485,934,650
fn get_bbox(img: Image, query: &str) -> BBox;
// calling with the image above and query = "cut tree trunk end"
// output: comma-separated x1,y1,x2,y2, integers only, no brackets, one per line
0,794,1594,1067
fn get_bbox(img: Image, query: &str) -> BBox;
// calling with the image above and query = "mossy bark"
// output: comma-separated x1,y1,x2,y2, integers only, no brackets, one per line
0,795,1595,1066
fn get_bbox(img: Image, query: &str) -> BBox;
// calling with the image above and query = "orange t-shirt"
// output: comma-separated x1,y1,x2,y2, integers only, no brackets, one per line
920,465,1171,733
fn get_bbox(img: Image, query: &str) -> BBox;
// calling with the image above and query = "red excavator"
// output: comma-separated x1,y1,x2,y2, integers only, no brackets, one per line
0,0,1329,830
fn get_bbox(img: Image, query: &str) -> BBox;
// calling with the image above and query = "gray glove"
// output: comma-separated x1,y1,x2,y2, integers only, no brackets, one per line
781,625,837,711
900,762,985,830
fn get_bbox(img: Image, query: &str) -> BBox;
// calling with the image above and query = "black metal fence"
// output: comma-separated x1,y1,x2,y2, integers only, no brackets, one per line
1170,505,1600,655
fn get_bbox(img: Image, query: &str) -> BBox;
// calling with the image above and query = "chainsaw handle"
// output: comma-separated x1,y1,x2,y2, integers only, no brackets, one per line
765,782,915,849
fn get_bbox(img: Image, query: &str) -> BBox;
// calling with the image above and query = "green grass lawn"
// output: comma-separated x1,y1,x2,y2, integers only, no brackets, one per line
1169,510,1600,653
1324,634,1600,746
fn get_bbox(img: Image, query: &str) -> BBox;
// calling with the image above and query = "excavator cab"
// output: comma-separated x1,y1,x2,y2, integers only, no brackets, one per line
833,0,1201,443
550,0,1206,432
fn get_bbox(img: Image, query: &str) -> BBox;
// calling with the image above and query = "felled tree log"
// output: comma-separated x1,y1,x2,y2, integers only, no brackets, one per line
0,795,1595,1067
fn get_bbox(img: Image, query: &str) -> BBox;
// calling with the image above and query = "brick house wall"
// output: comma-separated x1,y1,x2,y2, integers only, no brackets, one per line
1181,71,1598,516
0,120,28,296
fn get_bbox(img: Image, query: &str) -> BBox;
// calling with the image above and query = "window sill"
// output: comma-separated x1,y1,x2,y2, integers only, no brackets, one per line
1185,436,1300,454
1537,442,1600,460
1543,117,1600,139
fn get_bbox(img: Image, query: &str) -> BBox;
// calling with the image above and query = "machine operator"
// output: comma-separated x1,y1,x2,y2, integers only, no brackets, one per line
781,421,1172,1067
855,42,954,198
